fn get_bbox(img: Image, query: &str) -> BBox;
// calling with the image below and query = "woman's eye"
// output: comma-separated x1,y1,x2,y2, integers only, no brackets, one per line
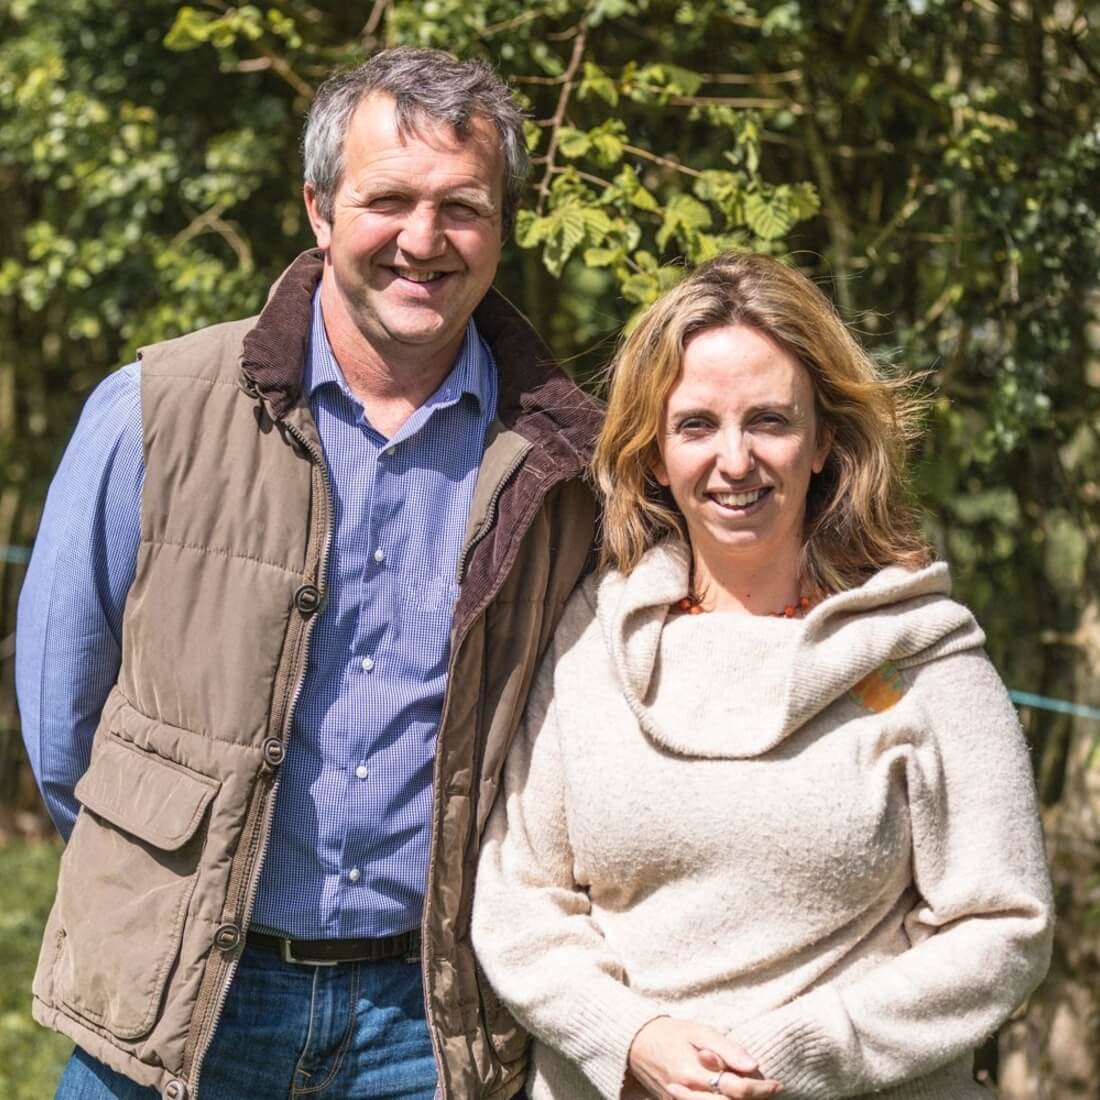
675,417,711,434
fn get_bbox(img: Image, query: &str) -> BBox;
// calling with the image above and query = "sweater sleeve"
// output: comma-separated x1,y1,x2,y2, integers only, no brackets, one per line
472,631,664,1100
730,649,1054,1099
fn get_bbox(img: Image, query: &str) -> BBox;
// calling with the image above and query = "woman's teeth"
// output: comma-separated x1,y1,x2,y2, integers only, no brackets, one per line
713,488,767,507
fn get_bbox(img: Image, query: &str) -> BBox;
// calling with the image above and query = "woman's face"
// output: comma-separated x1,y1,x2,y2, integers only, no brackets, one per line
653,323,830,573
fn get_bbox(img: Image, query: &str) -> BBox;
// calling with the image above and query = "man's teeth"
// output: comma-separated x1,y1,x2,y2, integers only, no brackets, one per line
395,268,445,283
713,488,767,507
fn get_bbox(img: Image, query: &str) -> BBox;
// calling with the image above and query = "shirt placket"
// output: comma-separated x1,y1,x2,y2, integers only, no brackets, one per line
339,423,391,909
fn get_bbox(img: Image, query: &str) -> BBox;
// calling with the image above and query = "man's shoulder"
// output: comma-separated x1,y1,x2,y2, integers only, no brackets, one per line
139,315,260,384
475,290,603,468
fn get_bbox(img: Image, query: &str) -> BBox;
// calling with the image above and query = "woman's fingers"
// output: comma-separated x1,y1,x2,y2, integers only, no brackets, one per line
667,1072,783,1100
696,1041,759,1076
627,1017,782,1100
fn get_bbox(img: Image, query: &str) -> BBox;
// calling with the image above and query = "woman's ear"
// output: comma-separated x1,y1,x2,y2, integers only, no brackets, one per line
651,456,670,487
812,424,833,475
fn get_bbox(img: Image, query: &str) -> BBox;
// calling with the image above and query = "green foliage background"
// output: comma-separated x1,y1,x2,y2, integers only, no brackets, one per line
0,0,1097,1093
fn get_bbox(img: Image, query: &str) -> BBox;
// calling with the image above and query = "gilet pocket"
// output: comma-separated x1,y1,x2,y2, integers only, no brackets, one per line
55,737,218,1040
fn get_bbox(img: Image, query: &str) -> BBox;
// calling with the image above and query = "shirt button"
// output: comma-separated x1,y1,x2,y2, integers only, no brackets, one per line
361,656,375,672
373,548,385,563
348,868,361,883
384,446,395,457
355,764,369,780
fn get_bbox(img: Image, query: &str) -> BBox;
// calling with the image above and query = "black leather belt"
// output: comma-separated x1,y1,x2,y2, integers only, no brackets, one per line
247,929,420,966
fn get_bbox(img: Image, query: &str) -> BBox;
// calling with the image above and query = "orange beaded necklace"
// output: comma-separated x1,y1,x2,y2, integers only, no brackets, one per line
673,592,819,618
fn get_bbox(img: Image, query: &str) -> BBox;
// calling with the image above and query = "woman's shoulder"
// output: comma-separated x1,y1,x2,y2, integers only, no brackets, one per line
548,542,683,679
548,570,604,665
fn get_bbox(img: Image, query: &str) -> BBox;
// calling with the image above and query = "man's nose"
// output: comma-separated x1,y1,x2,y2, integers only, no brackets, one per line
396,205,446,258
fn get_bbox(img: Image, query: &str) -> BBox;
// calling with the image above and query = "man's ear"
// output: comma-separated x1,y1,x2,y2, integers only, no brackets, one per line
303,184,332,250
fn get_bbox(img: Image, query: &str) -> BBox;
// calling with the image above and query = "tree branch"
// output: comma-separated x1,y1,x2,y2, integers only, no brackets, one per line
362,0,391,44
621,143,706,179
540,164,615,191
863,172,928,261
798,88,854,312
482,8,550,36
700,69,803,84
536,19,589,215
172,203,255,272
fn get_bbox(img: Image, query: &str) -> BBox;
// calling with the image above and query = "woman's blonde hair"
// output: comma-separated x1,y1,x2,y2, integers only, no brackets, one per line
593,251,932,593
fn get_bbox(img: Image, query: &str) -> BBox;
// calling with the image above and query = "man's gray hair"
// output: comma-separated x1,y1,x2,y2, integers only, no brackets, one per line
303,47,529,234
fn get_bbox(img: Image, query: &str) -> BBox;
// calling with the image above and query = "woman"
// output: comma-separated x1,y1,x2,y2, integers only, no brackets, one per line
471,252,1053,1100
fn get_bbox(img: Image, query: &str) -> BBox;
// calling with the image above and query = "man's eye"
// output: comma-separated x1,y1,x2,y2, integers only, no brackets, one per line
446,201,482,219
367,195,405,210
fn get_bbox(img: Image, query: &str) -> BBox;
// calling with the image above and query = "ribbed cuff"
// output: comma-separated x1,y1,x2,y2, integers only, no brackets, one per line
732,994,853,1100
556,986,666,1100
735,1003,987,1100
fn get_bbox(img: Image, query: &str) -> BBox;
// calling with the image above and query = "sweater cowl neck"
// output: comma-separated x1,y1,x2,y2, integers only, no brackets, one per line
595,540,986,759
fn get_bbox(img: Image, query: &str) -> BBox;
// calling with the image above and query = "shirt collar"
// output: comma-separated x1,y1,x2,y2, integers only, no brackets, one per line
305,289,493,414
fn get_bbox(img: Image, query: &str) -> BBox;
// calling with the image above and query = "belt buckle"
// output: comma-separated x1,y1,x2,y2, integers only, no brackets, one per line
278,938,340,967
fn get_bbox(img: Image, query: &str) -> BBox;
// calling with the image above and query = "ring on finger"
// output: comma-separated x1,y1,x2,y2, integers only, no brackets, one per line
708,1070,725,1093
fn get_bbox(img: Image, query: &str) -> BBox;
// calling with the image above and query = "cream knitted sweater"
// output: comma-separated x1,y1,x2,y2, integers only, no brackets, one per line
472,541,1053,1100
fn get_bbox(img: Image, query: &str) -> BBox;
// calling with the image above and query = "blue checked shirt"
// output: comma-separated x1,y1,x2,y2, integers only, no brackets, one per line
17,291,497,938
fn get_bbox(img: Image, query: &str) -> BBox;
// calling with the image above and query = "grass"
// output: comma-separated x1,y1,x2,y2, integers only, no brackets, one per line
0,838,71,1099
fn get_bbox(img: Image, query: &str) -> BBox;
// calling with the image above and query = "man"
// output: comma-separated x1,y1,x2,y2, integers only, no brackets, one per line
17,48,600,1100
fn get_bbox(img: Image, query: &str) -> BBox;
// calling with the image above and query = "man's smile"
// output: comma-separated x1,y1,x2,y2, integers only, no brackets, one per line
390,266,449,284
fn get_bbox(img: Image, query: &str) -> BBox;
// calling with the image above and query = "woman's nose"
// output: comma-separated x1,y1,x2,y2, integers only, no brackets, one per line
715,430,755,479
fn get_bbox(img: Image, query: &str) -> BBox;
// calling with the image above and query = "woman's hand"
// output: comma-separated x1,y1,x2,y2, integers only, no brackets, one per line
627,1018,783,1099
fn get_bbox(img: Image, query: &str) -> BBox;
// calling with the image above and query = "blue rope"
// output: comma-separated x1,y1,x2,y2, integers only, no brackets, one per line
1009,691,1100,722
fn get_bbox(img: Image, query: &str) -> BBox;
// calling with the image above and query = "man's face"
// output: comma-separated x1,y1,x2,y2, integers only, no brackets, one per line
305,93,504,368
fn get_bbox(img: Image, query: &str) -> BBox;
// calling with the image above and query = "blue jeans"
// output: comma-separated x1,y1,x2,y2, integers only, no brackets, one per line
54,945,438,1099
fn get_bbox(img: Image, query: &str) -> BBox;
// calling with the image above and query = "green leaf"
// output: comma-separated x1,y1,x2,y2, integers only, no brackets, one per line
743,191,792,240
781,182,821,220
584,246,625,268
579,206,613,241
621,271,660,305
589,0,640,26
761,0,804,36
657,193,712,250
579,61,619,107
542,206,587,276
514,209,550,249
523,120,542,154
537,203,612,277
592,132,624,164
694,169,745,224
609,165,659,211
634,63,704,98
164,6,214,52
557,127,591,159
690,233,722,263
589,120,627,166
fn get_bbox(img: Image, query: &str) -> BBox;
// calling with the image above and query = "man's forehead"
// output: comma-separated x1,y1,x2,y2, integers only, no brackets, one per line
354,93,500,158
